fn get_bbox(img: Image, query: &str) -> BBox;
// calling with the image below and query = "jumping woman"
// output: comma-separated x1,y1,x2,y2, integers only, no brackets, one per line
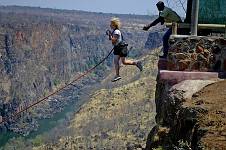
107,17,143,82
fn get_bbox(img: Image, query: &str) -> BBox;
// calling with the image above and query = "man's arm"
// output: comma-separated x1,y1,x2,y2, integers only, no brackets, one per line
143,16,164,31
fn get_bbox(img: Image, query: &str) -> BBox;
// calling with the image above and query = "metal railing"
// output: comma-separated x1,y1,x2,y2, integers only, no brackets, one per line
166,23,226,38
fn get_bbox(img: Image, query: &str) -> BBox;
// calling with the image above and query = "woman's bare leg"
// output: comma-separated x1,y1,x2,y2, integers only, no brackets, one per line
121,57,137,65
121,57,143,71
114,55,121,76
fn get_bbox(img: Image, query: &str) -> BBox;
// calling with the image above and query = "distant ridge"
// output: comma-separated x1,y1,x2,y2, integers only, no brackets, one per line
0,5,154,18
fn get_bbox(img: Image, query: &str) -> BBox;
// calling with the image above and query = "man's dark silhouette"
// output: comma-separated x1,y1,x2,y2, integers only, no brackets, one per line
143,1,182,58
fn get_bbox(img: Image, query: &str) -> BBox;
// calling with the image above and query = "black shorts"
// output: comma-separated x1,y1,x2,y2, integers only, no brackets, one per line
113,44,128,57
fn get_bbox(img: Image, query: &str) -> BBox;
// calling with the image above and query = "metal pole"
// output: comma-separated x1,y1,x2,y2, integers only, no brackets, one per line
172,22,178,35
191,0,199,35
225,25,226,39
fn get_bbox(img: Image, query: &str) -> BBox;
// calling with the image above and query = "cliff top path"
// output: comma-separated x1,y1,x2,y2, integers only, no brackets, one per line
190,80,226,148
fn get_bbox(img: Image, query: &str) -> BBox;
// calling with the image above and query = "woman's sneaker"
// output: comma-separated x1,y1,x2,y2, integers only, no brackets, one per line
136,61,143,71
111,76,121,82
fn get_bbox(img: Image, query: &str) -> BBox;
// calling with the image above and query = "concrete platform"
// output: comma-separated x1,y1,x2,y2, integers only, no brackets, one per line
159,70,219,83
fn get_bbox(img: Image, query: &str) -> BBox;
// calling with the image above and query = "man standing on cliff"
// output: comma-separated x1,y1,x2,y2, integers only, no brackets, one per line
143,1,182,58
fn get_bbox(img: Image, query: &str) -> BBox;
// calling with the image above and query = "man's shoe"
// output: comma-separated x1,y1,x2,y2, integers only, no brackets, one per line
111,76,121,82
136,61,143,71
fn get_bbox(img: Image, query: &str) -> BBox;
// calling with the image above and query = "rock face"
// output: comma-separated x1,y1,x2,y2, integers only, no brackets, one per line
160,36,226,72
147,34,226,149
0,6,156,134
0,21,110,129
32,48,159,150
146,70,226,149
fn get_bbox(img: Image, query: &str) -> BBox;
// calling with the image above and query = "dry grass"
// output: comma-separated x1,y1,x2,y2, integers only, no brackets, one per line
36,49,160,149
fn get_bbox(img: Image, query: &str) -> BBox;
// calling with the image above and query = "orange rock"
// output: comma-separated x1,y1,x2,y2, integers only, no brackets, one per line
175,53,190,60
196,45,204,53
167,61,177,71
203,50,210,58
191,53,197,61
178,60,191,71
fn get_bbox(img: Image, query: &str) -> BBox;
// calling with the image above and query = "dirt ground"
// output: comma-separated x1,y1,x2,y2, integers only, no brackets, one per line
191,80,226,149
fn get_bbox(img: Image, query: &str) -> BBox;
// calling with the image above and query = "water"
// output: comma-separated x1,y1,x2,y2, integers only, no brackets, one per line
0,131,17,148
0,79,101,148
0,97,82,148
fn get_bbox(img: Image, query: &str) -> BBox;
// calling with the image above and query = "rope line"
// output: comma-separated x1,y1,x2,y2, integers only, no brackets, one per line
0,48,114,124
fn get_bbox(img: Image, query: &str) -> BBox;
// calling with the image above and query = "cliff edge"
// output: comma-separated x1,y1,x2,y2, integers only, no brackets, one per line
146,36,226,150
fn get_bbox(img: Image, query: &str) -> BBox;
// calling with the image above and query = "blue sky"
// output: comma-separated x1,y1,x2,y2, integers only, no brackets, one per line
0,0,187,16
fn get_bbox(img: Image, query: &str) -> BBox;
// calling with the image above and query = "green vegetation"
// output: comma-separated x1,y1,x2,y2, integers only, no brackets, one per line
53,79,61,86
35,49,160,149
3,137,28,150
32,135,43,147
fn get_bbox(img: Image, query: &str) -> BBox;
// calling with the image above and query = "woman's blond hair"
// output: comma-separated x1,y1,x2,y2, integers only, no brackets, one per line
111,17,121,29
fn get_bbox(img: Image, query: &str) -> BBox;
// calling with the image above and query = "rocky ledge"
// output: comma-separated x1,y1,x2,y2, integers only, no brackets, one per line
146,70,226,150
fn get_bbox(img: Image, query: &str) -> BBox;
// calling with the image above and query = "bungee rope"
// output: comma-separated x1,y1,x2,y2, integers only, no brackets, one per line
0,48,114,124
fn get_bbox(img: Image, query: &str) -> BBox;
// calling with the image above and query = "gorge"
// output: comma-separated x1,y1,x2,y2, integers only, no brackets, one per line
0,6,163,149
